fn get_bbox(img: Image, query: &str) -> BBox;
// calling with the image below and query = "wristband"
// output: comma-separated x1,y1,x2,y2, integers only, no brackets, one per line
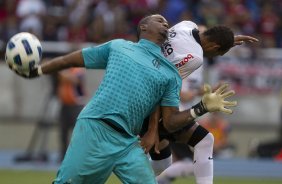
191,101,208,117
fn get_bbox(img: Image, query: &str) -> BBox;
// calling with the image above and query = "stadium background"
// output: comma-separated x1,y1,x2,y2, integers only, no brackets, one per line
0,0,282,183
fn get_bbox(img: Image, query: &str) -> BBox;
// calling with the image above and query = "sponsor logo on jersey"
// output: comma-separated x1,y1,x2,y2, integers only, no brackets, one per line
162,41,173,57
162,29,177,57
175,54,194,68
168,29,176,38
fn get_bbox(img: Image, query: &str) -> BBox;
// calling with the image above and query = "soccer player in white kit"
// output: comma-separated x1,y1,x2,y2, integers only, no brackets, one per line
156,22,208,183
140,20,258,184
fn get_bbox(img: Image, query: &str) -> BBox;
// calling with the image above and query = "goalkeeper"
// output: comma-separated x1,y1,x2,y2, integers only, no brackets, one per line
10,14,237,184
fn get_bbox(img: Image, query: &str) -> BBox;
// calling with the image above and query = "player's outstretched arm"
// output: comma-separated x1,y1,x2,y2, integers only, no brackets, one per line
13,50,85,78
161,83,237,133
234,35,259,46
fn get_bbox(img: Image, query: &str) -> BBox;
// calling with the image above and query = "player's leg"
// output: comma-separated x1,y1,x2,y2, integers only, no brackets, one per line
157,159,194,184
172,122,214,184
53,119,122,184
113,138,157,184
157,143,194,184
148,118,200,176
140,117,173,176
149,139,173,176
142,116,214,184
193,132,214,184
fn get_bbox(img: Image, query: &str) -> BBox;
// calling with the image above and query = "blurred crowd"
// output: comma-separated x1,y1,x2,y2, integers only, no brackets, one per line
0,0,282,48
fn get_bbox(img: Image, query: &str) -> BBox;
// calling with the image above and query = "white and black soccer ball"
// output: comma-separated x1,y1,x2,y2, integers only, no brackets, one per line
5,32,42,75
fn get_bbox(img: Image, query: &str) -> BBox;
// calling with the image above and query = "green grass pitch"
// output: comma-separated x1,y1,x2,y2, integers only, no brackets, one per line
0,169,281,184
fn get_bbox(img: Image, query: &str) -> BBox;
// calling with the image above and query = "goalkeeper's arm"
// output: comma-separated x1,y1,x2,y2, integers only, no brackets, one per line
15,50,85,78
161,83,237,133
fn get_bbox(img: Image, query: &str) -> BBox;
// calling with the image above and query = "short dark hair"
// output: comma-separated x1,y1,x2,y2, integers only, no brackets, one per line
136,15,152,40
203,26,234,52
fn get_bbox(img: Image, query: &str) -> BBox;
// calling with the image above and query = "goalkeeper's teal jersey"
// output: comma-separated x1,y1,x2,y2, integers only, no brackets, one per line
78,39,181,136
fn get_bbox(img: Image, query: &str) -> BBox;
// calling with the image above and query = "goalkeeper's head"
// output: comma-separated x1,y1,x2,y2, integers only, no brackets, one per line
136,14,169,46
200,26,234,58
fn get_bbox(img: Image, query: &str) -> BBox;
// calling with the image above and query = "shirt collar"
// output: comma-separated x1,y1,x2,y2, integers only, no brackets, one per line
192,28,202,46
138,39,181,79
138,39,162,54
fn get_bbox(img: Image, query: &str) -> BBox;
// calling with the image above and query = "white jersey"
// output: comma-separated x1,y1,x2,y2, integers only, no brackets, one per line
179,66,203,111
162,21,204,79
162,21,204,110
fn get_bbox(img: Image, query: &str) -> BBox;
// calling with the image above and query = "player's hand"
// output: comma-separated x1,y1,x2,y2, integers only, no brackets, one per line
234,35,259,46
140,131,160,154
8,64,42,79
202,83,237,114
25,66,42,78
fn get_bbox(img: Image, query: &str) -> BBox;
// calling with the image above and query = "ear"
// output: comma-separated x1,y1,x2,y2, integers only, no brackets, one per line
206,43,220,52
140,24,147,32
212,44,220,50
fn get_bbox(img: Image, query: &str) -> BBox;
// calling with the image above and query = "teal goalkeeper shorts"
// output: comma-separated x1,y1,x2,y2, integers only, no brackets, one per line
52,118,156,184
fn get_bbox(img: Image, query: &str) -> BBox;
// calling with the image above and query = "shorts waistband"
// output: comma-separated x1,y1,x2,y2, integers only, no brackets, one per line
101,119,128,135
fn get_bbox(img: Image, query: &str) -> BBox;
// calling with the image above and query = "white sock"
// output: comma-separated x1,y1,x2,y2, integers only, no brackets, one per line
157,158,194,182
193,133,214,184
150,155,172,176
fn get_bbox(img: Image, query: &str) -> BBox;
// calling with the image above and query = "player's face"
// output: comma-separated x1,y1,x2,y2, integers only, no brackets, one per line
146,15,169,42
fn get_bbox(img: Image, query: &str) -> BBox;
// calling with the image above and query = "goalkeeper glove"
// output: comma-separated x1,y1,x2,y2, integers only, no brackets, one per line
191,83,237,118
